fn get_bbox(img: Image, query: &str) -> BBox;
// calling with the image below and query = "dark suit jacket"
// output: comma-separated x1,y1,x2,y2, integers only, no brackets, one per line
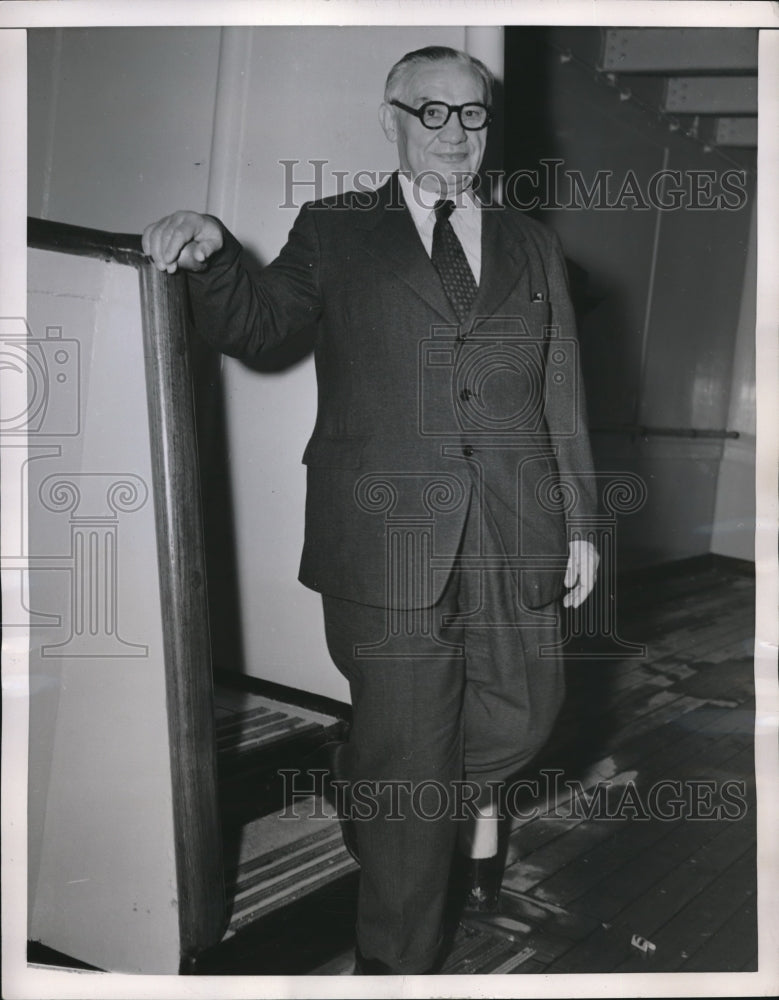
188,173,596,610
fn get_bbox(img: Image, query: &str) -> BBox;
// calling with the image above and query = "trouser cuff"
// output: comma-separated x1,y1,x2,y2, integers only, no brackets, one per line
356,935,443,975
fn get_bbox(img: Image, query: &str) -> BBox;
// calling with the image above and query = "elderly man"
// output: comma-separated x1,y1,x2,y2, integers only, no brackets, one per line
143,45,598,975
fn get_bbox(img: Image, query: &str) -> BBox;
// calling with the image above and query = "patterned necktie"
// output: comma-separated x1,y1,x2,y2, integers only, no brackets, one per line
431,198,478,321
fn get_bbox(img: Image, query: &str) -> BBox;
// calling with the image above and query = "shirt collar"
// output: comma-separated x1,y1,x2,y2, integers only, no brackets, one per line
398,172,481,228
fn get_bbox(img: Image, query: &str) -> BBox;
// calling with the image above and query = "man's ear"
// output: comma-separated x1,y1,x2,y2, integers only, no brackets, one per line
378,102,397,142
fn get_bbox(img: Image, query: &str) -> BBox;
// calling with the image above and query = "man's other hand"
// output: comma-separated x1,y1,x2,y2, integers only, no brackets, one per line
563,539,599,609
142,211,223,274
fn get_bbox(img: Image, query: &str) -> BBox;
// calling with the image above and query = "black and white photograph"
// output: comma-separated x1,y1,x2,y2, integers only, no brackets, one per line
1,2,778,997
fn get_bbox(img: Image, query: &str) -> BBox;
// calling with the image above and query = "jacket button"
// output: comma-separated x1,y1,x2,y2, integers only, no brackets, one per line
462,445,474,457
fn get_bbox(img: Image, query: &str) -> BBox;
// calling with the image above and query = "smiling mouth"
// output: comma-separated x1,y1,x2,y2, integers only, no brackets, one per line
435,152,470,161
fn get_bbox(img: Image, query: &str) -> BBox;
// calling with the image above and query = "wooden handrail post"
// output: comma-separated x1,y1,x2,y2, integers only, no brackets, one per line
138,261,226,959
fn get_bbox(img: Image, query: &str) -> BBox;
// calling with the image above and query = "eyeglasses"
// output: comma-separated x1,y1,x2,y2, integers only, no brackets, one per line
390,99,492,131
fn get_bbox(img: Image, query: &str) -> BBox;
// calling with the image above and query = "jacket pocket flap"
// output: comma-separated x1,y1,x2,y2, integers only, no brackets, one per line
302,435,369,469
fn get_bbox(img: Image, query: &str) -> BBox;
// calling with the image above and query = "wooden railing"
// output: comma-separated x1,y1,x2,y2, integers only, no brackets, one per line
27,217,226,965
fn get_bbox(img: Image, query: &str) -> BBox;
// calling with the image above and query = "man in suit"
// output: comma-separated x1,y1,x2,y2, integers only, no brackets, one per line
143,45,598,975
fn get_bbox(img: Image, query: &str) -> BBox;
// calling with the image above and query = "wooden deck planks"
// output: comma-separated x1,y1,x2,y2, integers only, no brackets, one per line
507,731,751,909
682,893,759,972
496,561,757,974
549,820,756,972
614,845,757,972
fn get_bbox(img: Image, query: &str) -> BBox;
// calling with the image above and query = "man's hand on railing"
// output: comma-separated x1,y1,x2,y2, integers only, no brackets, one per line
142,211,224,274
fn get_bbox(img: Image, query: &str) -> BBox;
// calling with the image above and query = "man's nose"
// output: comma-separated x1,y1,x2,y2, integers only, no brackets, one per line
439,112,467,142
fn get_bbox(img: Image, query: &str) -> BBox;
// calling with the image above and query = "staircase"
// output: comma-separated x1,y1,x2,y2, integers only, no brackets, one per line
193,677,360,974
548,27,758,163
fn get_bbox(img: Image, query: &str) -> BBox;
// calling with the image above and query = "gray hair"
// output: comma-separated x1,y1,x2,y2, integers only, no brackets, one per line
384,46,494,106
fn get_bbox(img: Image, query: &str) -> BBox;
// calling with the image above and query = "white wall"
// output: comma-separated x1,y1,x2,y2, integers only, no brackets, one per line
28,27,222,230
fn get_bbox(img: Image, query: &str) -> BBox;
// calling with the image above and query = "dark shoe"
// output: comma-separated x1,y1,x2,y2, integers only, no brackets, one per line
353,947,395,975
462,854,503,914
322,740,360,863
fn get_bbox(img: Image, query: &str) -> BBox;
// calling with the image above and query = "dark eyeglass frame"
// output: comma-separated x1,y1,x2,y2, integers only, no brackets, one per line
390,99,493,131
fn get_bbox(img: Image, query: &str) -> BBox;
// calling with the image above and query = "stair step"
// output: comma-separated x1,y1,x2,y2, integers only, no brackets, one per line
219,719,324,760
215,684,347,825
215,687,339,754
222,795,358,937
199,684,359,974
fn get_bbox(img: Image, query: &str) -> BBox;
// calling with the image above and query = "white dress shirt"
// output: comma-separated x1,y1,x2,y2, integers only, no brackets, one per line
398,173,482,284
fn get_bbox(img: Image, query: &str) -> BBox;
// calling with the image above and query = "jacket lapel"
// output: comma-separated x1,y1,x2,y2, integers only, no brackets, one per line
357,174,457,322
357,173,530,326
468,206,529,322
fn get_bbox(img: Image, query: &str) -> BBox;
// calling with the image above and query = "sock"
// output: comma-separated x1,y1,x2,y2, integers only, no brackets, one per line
458,798,499,859
469,810,499,859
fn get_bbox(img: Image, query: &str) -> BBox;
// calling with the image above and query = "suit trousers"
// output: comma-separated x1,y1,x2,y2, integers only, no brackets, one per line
321,499,566,972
